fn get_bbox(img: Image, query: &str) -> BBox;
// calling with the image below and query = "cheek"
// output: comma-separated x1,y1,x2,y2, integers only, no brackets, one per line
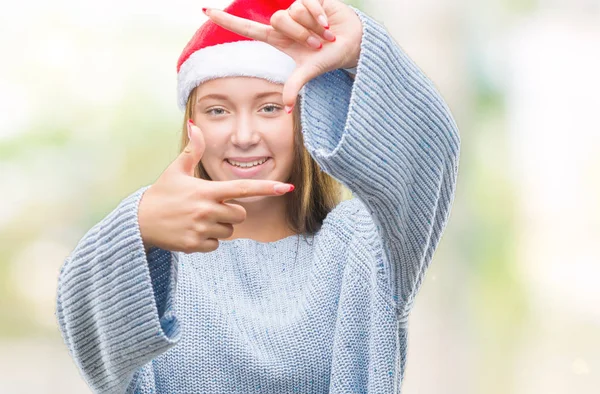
270,125,296,173
267,119,295,154
198,124,228,154
197,127,229,173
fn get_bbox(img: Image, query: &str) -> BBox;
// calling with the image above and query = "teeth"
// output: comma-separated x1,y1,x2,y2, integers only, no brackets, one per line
227,158,268,168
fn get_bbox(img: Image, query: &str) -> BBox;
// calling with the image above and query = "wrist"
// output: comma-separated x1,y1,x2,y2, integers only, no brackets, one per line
339,7,363,70
343,66,357,75
143,240,154,253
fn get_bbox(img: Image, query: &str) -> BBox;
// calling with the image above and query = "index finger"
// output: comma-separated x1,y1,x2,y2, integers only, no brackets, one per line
204,8,274,44
301,0,329,29
208,179,295,202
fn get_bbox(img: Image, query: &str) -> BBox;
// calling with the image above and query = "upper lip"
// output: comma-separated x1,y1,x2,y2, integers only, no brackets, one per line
226,157,270,162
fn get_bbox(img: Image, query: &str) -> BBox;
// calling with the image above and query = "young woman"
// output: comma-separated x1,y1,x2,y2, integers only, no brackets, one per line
56,0,460,393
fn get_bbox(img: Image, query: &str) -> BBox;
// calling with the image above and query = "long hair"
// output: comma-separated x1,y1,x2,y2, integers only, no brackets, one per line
181,86,341,235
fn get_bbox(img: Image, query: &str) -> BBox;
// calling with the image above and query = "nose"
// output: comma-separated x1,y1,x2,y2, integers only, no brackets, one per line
230,113,260,149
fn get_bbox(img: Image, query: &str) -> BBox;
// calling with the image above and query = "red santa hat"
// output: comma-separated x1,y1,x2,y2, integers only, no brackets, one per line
177,0,297,110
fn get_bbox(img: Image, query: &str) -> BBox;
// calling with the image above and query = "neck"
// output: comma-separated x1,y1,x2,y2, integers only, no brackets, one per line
226,195,296,242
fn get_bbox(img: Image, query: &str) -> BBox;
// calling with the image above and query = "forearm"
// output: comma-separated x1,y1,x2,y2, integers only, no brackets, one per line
300,9,460,312
56,187,181,392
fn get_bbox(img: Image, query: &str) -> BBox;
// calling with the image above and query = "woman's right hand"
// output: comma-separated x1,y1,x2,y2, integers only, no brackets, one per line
138,120,294,254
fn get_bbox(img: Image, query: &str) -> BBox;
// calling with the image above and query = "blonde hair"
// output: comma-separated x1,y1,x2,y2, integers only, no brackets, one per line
181,86,342,235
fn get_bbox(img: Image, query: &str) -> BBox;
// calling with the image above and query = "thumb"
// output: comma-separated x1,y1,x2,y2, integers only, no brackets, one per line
174,119,206,176
282,65,321,110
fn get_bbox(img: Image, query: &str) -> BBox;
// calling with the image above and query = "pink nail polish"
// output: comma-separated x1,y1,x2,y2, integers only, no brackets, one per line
288,184,295,192
202,7,209,15
306,36,322,49
285,105,294,114
323,30,335,42
274,184,293,194
318,15,329,29
187,121,192,140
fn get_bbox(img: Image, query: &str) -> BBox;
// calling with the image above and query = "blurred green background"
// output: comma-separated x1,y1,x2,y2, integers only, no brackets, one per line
1,0,599,392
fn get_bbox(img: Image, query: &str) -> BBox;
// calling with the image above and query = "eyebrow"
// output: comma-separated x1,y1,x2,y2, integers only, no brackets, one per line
196,91,282,104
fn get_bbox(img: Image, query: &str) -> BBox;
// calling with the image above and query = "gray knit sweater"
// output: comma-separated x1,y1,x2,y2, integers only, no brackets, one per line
56,9,460,393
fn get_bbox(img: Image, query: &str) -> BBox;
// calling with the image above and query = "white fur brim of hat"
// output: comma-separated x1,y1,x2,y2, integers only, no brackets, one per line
177,41,297,111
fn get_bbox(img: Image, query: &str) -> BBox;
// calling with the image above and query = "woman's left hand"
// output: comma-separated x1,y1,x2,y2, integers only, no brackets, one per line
203,0,363,111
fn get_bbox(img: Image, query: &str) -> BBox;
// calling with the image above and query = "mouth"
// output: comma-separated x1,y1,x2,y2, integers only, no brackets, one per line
225,157,270,168
224,157,272,177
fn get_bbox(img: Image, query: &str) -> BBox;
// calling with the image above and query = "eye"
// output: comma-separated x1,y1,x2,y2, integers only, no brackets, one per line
260,104,282,114
206,107,227,116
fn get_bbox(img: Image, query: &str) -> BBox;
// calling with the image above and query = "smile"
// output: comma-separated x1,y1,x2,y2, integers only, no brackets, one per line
226,157,269,168
224,157,272,178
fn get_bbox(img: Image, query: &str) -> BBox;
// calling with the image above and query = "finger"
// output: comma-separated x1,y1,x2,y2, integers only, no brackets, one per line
192,238,220,253
209,179,295,202
288,1,335,42
301,0,329,29
271,10,324,49
172,120,205,176
282,63,323,107
204,8,274,44
203,222,235,240
210,202,247,225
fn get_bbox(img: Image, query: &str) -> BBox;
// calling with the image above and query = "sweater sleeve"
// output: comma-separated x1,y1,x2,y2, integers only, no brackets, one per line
299,9,460,322
55,186,181,393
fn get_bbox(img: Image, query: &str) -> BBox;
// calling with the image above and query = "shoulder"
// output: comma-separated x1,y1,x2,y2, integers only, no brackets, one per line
325,197,368,221
313,198,384,269
320,197,378,241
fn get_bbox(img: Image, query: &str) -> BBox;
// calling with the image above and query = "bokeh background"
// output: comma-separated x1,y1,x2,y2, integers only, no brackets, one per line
1,0,599,392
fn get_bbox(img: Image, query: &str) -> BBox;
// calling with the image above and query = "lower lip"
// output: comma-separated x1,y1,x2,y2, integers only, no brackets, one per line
225,158,271,178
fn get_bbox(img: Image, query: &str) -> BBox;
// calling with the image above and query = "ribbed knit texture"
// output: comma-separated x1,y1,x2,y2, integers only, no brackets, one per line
56,9,460,394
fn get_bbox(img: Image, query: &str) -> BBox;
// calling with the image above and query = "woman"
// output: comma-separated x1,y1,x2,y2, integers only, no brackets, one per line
56,0,460,392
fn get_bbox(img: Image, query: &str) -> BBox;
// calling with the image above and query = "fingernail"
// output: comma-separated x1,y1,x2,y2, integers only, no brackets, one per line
274,184,294,194
318,14,328,28
187,119,193,140
323,30,335,42
285,104,294,114
307,36,322,49
202,7,210,15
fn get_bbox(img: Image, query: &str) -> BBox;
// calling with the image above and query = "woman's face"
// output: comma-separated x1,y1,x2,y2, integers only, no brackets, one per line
191,77,295,191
